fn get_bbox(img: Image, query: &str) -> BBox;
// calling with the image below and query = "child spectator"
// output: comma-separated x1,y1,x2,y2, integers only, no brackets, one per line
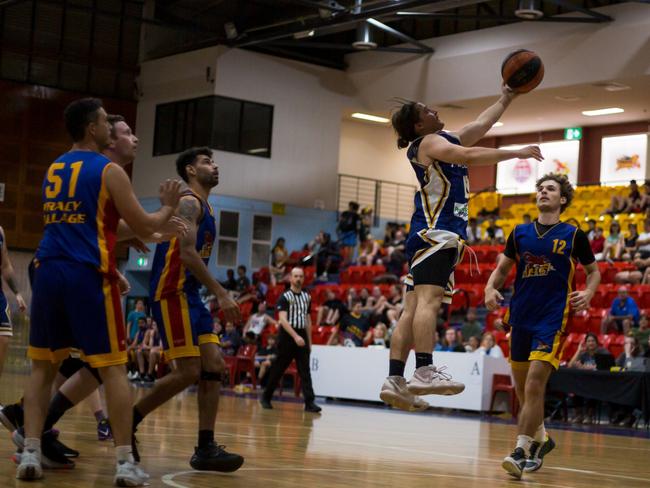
256,335,278,384
220,321,242,356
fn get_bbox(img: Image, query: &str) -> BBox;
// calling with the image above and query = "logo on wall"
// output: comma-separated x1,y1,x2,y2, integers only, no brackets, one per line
615,154,640,171
513,159,532,183
554,159,570,175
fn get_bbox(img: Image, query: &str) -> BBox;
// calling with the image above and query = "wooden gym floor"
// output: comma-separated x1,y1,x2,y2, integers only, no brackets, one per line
1,372,649,488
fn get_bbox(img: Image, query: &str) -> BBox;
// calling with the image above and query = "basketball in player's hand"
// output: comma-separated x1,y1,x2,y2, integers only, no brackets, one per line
501,49,544,94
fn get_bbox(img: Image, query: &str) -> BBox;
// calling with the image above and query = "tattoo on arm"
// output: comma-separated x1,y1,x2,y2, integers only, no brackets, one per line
177,197,200,224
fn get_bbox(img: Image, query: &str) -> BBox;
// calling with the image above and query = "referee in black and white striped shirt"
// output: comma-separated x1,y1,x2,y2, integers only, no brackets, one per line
260,267,321,412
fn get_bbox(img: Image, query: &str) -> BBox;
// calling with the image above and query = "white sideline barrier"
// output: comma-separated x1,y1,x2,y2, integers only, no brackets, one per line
310,346,511,411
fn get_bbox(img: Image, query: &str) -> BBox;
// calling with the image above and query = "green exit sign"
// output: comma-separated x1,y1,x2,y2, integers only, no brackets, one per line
136,256,148,268
564,127,582,140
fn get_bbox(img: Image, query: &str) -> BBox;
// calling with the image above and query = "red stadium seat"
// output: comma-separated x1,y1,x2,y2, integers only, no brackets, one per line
235,344,258,387
574,267,586,286
588,309,607,334
568,311,589,334
485,308,507,331
489,374,518,417
608,334,625,358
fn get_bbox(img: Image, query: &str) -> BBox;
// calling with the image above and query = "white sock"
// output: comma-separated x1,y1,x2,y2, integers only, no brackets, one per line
534,423,547,443
516,434,534,456
115,445,134,464
24,437,41,453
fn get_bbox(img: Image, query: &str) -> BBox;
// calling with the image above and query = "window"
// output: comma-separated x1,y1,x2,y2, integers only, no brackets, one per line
251,215,272,269
217,211,239,267
153,95,273,158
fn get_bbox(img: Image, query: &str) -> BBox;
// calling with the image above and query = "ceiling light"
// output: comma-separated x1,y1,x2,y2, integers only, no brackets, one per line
582,107,624,116
555,95,581,102
492,122,504,127
247,148,268,154
294,29,315,39
515,0,543,19
351,112,390,123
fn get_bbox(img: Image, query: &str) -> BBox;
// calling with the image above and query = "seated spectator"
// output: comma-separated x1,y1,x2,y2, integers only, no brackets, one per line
585,219,597,241
598,222,623,262
601,286,639,334
636,219,650,259
384,230,408,277
485,215,505,245
243,302,277,340
269,237,289,286
438,328,466,353
369,323,388,348
221,268,237,291
465,335,480,352
358,287,373,313
373,285,403,330
139,321,163,383
466,217,483,245
602,180,641,215
346,287,358,311
127,317,150,381
622,223,639,260
328,300,372,347
235,265,251,294
460,307,483,343
255,335,278,384
337,201,361,266
477,332,504,358
590,227,605,257
212,318,222,335
317,290,346,326
238,274,268,306
636,314,650,351
358,237,381,266
568,332,612,369
359,206,373,245
315,232,341,280
220,321,242,356
126,299,147,343
522,214,532,225
616,334,645,370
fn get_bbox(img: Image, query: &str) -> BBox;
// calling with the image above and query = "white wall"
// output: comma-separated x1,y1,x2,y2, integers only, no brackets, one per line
133,46,355,210
339,120,418,186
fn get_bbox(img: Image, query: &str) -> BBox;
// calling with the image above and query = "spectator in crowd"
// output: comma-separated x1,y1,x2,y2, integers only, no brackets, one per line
615,244,650,285
138,321,163,383
359,206,373,244
485,215,505,245
602,180,641,215
237,274,268,306
611,335,645,426
465,336,480,352
221,268,237,291
384,229,408,277
375,285,403,330
635,314,650,349
599,221,624,262
370,323,388,348
438,328,466,353
126,299,147,342
255,335,278,384
212,318,222,335
270,237,289,286
337,201,361,266
317,290,346,326
235,265,251,294
358,287,373,312
586,219,597,241
328,300,372,347
477,332,504,358
127,317,150,381
382,222,398,244
635,219,650,258
358,238,381,266
460,307,483,343
466,217,483,245
601,286,640,334
622,223,640,260
315,232,341,280
346,287,358,311
590,227,605,257
243,302,277,341
522,214,532,224
220,321,242,356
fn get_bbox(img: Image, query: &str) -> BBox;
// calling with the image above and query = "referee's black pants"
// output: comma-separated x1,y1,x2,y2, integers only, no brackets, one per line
262,330,315,404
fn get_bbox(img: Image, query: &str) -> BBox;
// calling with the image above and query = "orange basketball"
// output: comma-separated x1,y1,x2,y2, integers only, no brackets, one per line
501,49,544,94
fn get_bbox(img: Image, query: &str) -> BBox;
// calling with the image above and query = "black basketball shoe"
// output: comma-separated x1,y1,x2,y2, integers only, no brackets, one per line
502,447,527,479
189,442,244,472
524,436,555,472
0,402,24,433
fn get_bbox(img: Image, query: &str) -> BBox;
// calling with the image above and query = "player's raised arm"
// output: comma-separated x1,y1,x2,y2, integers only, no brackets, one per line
420,133,543,167
453,84,517,147
176,195,240,322
105,163,181,237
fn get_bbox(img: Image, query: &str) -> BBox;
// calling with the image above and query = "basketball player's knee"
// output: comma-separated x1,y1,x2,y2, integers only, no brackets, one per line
524,377,545,399
205,353,225,374
175,359,202,384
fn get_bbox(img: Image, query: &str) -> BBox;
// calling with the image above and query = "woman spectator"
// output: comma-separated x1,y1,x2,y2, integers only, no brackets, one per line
465,335,480,352
438,328,465,352
615,335,644,370
140,321,163,383
370,323,388,348
477,332,504,358
622,223,639,260
358,207,373,246
358,238,381,266
599,222,624,262
269,237,289,286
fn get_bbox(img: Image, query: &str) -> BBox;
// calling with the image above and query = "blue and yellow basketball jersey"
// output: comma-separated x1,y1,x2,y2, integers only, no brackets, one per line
506,222,578,330
36,151,119,276
150,191,216,300
407,132,469,240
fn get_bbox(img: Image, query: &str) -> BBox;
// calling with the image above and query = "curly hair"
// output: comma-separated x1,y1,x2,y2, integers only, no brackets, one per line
535,173,574,213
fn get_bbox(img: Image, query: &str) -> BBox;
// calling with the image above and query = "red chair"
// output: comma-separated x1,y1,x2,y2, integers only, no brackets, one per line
455,266,470,285
279,360,301,397
497,335,510,358
235,344,258,387
340,269,352,283
588,309,607,334
223,355,238,387
574,267,586,286
489,374,518,418
561,332,585,362
568,311,589,334
485,308,506,331
608,334,625,358
601,266,618,284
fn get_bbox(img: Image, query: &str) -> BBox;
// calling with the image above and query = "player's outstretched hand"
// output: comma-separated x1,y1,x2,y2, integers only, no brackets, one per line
160,216,189,239
516,145,543,162
569,290,592,312
217,292,241,323
159,179,183,208
501,82,517,101
117,271,131,296
484,287,503,311
15,293,27,313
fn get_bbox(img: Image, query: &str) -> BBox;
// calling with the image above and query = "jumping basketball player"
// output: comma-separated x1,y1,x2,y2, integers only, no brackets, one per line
380,84,543,409
133,146,244,472
485,173,600,479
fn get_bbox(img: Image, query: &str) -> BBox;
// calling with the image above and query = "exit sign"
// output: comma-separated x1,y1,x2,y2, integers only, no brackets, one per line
564,127,582,140
136,256,148,268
